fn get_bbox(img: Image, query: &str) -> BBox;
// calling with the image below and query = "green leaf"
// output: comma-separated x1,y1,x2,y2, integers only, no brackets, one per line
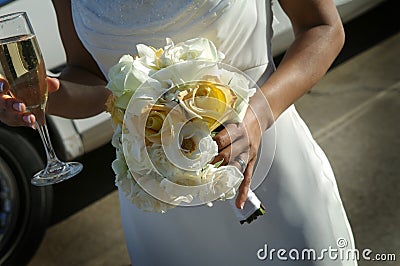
213,159,224,168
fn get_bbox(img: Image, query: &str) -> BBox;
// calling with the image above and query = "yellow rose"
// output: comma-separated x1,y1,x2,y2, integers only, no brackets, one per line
176,80,237,131
145,104,171,145
105,94,125,126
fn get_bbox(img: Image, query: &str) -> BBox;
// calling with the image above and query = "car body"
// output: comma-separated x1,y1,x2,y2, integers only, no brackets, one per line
0,0,386,265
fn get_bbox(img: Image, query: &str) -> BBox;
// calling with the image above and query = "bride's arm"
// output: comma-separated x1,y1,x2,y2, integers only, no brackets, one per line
255,0,345,126
214,0,345,208
47,0,110,119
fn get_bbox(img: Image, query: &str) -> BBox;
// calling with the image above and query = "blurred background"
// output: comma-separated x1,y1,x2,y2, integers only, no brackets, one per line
0,0,399,265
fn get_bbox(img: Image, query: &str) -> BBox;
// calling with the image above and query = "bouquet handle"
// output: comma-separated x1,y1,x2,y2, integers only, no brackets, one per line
228,189,266,224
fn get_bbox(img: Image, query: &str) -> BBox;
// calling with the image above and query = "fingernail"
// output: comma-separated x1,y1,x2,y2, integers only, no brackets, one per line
240,202,245,210
23,114,37,129
13,102,23,112
0,82,4,93
22,115,30,123
23,114,33,124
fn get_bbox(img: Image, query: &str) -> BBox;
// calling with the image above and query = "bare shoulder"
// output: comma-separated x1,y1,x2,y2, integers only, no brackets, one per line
51,0,104,80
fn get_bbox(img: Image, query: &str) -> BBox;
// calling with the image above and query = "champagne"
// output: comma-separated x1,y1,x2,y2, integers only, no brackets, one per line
0,34,47,124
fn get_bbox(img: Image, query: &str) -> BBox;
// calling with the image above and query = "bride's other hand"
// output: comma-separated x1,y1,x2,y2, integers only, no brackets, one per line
212,106,265,209
0,75,60,128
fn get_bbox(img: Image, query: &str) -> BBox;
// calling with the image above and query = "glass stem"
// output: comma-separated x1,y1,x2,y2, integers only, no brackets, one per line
35,121,61,166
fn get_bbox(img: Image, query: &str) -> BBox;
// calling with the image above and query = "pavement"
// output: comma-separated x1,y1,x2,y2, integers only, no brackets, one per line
28,33,400,266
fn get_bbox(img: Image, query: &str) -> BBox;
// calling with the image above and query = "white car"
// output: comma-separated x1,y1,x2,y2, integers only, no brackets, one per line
0,0,386,264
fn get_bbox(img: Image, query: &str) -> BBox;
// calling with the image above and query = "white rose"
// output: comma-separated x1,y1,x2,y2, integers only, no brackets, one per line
112,148,128,184
123,132,153,176
161,38,224,65
162,120,218,173
147,144,178,178
117,171,173,213
111,124,122,149
107,55,154,109
136,44,165,70
147,143,202,185
199,165,244,202
124,77,167,117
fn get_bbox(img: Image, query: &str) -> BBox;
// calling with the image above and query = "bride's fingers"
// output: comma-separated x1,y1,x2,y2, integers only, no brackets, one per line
213,123,244,151
0,77,36,128
0,94,35,127
211,145,231,165
212,137,249,165
235,157,256,209
46,77,60,93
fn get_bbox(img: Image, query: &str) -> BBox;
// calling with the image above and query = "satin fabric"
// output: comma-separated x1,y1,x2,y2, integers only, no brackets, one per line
72,1,357,265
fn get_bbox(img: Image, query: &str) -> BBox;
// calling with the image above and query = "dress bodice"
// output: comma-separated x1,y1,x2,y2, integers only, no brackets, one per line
71,0,274,81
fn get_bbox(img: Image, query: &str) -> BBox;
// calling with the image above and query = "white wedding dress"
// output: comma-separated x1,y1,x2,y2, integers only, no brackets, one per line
71,1,357,265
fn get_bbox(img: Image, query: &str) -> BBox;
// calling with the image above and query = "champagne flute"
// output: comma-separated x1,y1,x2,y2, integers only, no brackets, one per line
0,12,83,186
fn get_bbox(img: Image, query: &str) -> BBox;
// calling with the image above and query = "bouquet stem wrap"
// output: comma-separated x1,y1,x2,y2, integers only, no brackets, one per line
229,189,266,224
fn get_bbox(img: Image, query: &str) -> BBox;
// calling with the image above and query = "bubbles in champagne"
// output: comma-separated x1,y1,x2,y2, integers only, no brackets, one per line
0,34,48,110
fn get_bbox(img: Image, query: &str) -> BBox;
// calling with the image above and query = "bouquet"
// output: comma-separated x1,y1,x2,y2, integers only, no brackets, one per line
106,38,265,223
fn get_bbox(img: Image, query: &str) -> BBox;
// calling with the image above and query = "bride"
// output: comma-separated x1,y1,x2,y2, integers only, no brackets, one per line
0,0,357,265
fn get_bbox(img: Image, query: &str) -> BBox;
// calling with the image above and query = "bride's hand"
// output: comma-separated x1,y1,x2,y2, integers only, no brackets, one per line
212,110,263,209
0,75,60,128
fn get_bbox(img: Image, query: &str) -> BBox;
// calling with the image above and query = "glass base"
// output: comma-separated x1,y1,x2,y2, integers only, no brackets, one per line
31,161,83,186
